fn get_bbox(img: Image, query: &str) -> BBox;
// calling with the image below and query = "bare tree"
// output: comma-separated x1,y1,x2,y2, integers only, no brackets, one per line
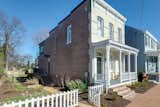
33,29,49,45
0,12,25,72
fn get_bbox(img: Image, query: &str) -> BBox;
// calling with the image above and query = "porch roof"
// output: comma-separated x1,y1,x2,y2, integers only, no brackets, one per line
92,39,139,54
144,50,160,56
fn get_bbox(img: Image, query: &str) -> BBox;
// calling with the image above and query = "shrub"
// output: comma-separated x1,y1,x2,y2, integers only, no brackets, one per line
75,79,87,93
68,79,87,93
130,80,150,88
68,80,77,90
138,72,143,82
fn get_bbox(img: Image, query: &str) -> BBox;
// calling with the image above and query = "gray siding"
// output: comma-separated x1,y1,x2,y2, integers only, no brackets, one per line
125,26,145,73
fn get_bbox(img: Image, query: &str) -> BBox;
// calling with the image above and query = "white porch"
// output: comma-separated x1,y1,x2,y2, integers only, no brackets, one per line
90,40,139,88
144,50,160,82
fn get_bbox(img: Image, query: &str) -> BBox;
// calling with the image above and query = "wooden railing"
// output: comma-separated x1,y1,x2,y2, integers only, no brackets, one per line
130,72,137,80
122,72,137,82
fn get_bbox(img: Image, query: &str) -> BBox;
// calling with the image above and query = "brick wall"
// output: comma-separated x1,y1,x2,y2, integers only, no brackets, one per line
38,0,90,86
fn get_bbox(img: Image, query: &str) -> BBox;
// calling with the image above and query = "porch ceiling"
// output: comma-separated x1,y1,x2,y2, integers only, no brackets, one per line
92,39,139,54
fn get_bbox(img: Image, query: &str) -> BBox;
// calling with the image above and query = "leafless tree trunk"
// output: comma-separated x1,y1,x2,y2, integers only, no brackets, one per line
0,12,25,72
4,32,9,71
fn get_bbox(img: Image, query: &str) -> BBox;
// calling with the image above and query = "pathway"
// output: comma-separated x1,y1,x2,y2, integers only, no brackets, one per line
126,84,160,107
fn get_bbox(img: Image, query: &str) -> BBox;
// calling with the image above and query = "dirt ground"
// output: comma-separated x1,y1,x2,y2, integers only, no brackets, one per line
79,92,130,107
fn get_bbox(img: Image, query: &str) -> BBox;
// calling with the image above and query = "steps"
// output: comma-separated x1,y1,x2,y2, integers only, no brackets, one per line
110,85,136,101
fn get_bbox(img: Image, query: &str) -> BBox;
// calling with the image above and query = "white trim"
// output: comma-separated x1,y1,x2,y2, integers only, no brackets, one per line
106,45,110,87
94,0,127,22
144,30,159,43
119,50,122,83
144,51,160,56
92,39,139,53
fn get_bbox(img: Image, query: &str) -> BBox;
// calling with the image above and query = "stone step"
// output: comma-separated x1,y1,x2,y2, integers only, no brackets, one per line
112,85,127,92
110,85,136,101
117,88,131,96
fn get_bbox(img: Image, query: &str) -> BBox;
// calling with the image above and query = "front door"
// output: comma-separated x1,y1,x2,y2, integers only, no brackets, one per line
110,54,120,85
97,57,104,80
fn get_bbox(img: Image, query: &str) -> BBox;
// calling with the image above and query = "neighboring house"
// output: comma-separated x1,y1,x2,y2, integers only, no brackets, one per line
125,26,160,82
38,0,139,89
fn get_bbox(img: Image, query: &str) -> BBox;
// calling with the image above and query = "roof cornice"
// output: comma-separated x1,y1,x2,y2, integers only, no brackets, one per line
95,0,127,22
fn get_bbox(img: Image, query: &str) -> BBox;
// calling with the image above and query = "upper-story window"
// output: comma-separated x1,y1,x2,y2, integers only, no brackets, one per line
109,23,114,40
144,36,147,46
97,16,104,37
118,28,122,43
148,37,151,47
151,40,154,49
66,25,72,44
39,46,44,54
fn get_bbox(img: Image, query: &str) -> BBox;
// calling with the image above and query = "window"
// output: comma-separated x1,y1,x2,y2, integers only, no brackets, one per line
67,25,72,44
39,46,44,54
118,28,122,43
144,36,147,46
151,40,154,49
109,23,114,40
97,16,104,37
97,57,102,74
148,37,151,47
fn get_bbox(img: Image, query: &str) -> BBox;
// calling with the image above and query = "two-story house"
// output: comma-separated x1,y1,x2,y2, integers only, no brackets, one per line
126,26,160,82
38,0,139,90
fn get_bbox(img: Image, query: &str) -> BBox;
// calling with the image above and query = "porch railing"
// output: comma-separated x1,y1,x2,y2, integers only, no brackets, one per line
130,72,137,80
122,72,129,82
122,72,137,82
97,74,104,81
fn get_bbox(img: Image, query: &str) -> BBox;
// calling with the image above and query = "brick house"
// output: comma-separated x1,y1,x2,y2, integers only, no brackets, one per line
38,0,139,89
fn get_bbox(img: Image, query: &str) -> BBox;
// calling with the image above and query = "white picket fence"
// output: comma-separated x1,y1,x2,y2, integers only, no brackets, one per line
88,84,104,107
0,89,78,107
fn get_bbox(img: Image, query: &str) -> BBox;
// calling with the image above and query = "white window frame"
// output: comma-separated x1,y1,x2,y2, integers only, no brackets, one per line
97,16,104,37
66,25,72,44
109,23,114,40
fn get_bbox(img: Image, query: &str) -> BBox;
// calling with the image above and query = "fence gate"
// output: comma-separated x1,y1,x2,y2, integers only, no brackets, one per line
88,84,104,107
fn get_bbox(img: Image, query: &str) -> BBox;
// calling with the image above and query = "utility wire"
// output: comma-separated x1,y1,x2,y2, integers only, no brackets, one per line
139,0,144,27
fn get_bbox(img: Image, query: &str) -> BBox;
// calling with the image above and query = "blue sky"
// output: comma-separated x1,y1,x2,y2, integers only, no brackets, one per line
0,0,160,59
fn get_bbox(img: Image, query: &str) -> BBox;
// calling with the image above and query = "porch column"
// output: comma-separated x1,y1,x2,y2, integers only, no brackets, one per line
119,49,122,83
135,54,138,81
158,55,160,82
92,47,97,83
128,53,131,81
105,45,110,89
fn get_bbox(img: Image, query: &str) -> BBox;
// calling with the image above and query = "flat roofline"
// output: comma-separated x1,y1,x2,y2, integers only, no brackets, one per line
144,30,159,43
49,0,87,34
95,0,127,22
126,25,160,44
